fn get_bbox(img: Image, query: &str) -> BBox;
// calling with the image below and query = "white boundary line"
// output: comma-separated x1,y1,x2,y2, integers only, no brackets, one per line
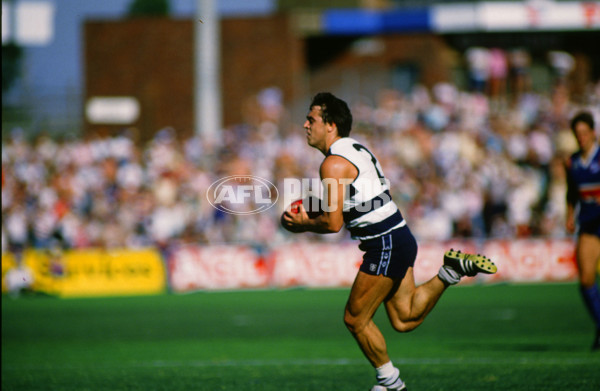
4,356,598,371
137,357,597,368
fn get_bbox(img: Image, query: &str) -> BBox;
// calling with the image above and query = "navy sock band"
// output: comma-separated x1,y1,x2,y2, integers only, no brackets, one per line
580,283,600,329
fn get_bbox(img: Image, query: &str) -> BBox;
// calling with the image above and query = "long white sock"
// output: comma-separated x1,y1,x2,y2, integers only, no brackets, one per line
438,265,461,285
376,361,395,379
376,361,404,388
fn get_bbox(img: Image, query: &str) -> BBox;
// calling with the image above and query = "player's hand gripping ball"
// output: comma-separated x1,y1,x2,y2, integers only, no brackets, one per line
280,196,323,233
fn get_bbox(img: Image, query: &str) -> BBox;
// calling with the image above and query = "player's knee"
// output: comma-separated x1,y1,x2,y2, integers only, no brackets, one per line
388,307,422,332
343,310,364,334
387,305,419,333
579,268,598,288
343,311,357,332
389,318,417,333
580,276,597,289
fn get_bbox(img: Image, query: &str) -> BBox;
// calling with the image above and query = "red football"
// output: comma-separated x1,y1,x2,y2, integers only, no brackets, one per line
288,196,323,218
290,199,302,214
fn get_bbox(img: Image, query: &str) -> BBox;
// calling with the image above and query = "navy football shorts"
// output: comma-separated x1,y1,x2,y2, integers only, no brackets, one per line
358,225,417,279
579,218,600,237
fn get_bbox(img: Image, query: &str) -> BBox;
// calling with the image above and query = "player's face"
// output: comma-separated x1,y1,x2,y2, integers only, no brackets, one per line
304,106,328,150
574,121,596,152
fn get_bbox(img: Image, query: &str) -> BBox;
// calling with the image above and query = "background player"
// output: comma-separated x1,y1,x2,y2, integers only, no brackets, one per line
282,92,497,390
566,111,600,351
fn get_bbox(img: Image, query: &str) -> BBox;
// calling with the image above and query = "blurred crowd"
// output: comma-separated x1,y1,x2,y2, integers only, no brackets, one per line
3,59,600,256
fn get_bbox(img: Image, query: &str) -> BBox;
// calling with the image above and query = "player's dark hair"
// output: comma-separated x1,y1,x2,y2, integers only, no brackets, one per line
570,111,595,132
310,92,353,137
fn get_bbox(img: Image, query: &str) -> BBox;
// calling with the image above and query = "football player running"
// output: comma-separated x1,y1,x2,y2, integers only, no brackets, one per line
282,92,497,390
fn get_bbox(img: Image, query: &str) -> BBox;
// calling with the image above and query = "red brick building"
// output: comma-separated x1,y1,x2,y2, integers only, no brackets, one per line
84,14,454,142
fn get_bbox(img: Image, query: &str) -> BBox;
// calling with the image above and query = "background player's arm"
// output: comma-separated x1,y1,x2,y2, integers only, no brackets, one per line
564,157,578,234
282,155,356,234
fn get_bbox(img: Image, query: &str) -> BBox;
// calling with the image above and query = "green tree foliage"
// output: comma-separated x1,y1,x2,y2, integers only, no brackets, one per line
2,43,23,93
127,0,171,17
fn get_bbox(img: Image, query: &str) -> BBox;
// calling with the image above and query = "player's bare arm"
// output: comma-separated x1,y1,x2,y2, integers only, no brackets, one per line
564,157,578,234
282,155,357,234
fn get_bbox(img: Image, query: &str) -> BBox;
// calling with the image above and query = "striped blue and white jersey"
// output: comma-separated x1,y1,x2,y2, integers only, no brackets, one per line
327,137,406,240
567,143,600,226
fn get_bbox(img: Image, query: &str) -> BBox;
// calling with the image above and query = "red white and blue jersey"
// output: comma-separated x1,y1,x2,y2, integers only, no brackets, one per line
566,144,600,227
327,137,406,240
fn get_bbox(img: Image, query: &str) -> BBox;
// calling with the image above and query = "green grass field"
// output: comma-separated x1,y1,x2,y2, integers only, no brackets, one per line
2,283,599,391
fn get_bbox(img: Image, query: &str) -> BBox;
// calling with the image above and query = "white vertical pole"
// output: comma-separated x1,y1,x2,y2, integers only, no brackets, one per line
195,0,222,144
8,0,17,43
